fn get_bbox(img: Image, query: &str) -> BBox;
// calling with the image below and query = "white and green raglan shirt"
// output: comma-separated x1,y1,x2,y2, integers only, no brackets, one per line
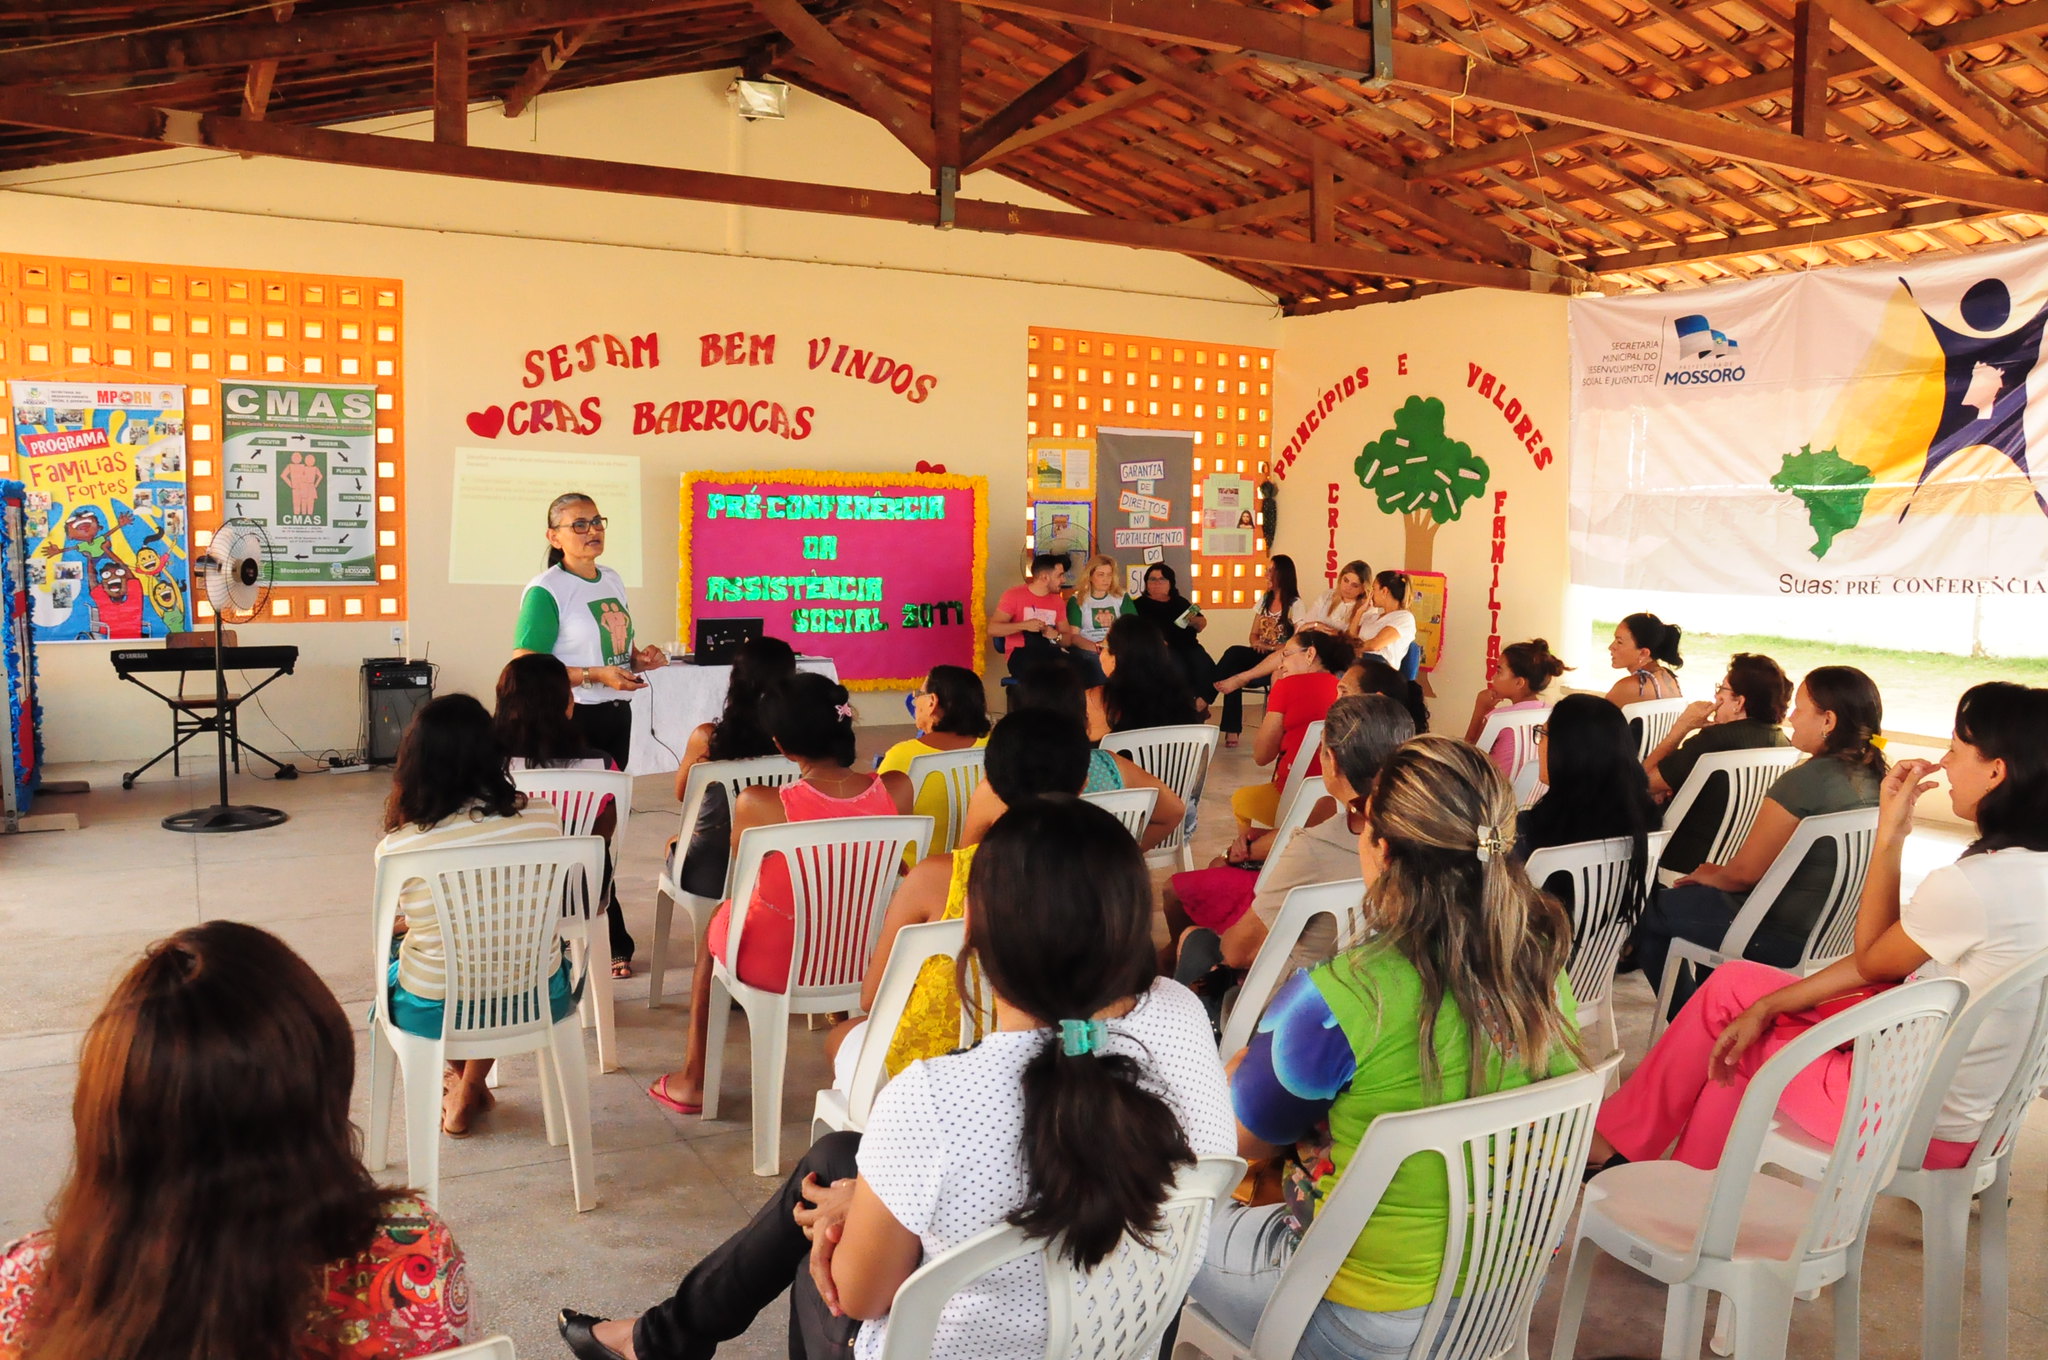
514,563,637,704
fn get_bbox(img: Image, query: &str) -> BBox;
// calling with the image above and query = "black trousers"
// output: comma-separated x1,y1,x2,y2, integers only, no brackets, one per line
1213,645,1266,733
634,1131,863,1360
568,699,637,962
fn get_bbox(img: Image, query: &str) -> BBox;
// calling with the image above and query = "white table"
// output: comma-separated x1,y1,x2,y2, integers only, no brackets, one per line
623,655,838,777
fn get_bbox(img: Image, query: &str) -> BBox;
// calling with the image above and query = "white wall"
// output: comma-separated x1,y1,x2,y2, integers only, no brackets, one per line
5,73,1283,764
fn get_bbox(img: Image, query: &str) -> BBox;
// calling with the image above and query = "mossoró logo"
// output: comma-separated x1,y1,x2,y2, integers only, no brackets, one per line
1665,313,1746,385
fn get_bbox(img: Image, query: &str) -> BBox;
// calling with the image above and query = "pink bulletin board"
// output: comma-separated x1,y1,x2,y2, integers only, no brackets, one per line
679,469,988,690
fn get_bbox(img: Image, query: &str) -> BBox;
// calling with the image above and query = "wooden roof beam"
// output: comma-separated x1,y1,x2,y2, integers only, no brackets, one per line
0,0,706,85
1584,200,1989,272
434,33,468,145
959,49,1100,168
502,26,597,117
964,77,1158,170
751,0,934,162
1177,186,1313,229
0,88,1583,295
1808,0,2048,173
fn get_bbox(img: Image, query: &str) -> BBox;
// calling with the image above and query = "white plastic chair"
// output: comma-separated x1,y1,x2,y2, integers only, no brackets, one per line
1265,719,1325,831
878,1155,1246,1360
1254,765,1327,892
1175,1059,1619,1360
704,814,933,1175
1549,976,1968,1360
1524,830,1670,1046
1761,946,2048,1360
366,836,607,1212
1649,807,1880,1044
511,767,631,1073
649,755,802,1009
1622,697,1690,761
1101,723,1221,870
812,917,971,1140
1081,785,1160,842
1476,704,1550,808
1217,878,1367,1057
424,1338,516,1359
1656,747,1800,888
904,746,987,856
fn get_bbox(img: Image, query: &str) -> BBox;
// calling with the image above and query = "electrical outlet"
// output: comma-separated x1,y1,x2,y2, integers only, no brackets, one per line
390,625,403,645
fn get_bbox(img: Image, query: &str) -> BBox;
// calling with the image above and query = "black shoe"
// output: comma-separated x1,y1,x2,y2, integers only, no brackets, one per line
559,1309,628,1360
1582,1151,1630,1185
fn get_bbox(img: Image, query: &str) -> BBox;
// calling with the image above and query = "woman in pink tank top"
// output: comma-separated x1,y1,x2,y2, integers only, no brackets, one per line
650,673,913,1115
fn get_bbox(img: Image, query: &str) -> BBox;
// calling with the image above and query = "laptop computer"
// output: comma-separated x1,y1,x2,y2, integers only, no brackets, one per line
692,617,764,665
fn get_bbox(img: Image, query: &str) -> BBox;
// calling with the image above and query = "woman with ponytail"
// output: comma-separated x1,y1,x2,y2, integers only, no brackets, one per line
562,796,1232,1360
647,672,913,1115
1630,666,1889,1007
1190,735,1584,1357
1354,570,1417,668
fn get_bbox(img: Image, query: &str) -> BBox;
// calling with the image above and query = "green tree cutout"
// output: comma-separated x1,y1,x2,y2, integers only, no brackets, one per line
1771,444,1874,558
1353,395,1490,573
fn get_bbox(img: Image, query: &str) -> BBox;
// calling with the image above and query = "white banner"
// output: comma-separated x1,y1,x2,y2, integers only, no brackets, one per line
1570,239,2048,600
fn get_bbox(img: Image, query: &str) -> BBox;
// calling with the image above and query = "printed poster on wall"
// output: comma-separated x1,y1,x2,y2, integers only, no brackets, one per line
7,381,189,642
1202,474,1255,556
1571,237,2048,597
221,381,378,584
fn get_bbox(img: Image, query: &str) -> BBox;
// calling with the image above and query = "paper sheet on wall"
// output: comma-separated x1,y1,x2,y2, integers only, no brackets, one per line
447,447,644,586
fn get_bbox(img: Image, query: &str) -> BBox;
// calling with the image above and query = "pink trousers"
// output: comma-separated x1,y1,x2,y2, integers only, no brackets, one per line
1597,960,1974,1171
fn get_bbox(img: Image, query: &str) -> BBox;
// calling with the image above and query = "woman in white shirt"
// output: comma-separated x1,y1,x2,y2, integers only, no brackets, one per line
1356,570,1418,669
558,796,1234,1360
1215,558,1369,705
1586,680,2048,1174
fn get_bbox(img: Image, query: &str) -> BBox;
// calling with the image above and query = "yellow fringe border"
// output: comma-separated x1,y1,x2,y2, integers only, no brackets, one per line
678,468,990,691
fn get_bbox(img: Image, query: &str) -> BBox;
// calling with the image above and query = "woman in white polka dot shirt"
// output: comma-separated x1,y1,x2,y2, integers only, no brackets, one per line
559,795,1235,1360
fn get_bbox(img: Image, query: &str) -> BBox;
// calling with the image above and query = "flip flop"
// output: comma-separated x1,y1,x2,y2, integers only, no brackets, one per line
646,1074,701,1116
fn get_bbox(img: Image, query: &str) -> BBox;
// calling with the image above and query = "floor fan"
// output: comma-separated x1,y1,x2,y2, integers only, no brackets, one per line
164,519,289,834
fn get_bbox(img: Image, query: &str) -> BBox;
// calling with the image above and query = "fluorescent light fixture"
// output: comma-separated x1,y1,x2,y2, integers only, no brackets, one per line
729,79,789,121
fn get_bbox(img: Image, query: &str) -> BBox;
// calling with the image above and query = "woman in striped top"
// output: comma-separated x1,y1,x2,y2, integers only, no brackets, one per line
376,693,569,1136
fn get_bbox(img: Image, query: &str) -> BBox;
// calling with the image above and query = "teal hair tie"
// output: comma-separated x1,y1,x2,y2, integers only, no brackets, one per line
1059,1018,1108,1057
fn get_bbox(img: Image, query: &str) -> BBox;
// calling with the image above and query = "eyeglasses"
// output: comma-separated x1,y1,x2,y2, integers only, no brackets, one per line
1714,682,1734,697
1532,724,1548,741
552,515,608,534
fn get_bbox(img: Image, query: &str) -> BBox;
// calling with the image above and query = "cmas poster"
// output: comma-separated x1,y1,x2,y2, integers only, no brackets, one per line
7,381,189,642
221,380,378,584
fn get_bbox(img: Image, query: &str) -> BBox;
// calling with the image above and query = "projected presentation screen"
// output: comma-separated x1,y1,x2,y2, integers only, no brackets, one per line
448,447,644,587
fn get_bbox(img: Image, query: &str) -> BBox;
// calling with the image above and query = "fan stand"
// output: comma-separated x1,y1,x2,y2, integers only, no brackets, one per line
163,582,288,835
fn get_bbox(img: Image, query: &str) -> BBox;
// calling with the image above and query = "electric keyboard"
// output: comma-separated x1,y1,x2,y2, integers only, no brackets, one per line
111,645,299,676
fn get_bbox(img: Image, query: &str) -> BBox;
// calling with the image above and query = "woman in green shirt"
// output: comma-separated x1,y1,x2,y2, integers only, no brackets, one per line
1189,735,1583,1357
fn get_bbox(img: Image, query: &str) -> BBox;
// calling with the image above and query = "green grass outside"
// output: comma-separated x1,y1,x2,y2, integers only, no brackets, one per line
1591,621,2048,739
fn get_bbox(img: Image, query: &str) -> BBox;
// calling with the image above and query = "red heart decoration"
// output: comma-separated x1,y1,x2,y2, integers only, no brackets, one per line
914,459,948,474
466,406,506,439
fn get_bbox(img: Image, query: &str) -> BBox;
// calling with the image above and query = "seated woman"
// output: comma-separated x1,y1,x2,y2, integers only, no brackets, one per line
1602,610,1684,707
650,673,914,1115
1590,681,2048,1175
1189,735,1584,1354
497,651,629,974
1228,630,1351,834
1647,652,1794,878
1341,653,1431,734
1462,637,1567,778
0,921,469,1360
1165,693,1413,980
668,635,800,903
876,663,991,858
1213,553,1305,747
974,659,1184,849
1087,614,1201,739
1354,570,1418,669
1632,666,1888,1002
1125,561,1217,702
824,707,1096,1088
378,693,569,1136
1215,558,1368,702
560,796,1233,1360
1061,552,1130,676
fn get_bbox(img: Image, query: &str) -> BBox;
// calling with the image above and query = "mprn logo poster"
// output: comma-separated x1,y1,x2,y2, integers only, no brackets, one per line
221,381,378,585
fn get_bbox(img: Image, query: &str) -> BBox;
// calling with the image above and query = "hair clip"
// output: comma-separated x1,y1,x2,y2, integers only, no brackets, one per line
1058,1018,1107,1057
1870,733,1888,750
834,702,856,720
1474,821,1507,863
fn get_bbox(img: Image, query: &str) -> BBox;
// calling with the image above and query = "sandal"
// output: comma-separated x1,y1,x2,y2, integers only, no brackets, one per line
442,1084,482,1138
1224,732,1240,748
646,1074,702,1116
610,957,634,980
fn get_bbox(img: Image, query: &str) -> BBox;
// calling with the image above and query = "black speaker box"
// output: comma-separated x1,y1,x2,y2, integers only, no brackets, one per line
364,659,433,764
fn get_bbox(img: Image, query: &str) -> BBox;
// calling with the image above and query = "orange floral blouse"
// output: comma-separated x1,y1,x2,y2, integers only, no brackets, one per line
0,1195,469,1359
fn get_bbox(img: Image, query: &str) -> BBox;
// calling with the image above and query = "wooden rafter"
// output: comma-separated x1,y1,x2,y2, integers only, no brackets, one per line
502,26,597,118
963,76,1157,170
753,0,935,161
1584,201,1993,272
959,48,1098,168
1791,0,1831,140
434,34,469,146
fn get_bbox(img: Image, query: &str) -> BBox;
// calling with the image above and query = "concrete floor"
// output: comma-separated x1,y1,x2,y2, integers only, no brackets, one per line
2,722,2041,1360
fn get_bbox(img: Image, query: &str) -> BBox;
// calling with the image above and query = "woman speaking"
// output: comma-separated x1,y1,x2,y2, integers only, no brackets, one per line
513,491,665,973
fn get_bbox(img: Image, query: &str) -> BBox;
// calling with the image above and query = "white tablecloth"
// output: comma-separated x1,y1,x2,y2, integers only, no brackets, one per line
623,656,838,777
